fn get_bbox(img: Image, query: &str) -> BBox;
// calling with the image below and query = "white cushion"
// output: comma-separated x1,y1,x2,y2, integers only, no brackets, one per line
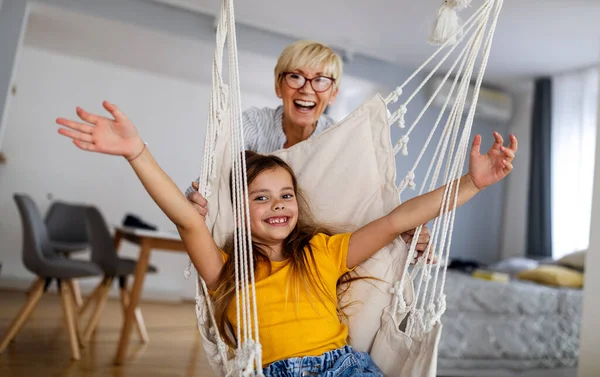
557,250,586,271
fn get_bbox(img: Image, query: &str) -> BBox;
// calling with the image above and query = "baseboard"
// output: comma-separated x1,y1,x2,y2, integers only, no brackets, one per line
0,276,184,304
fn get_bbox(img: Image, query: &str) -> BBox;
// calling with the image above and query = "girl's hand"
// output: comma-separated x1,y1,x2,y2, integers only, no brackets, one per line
468,132,518,190
56,101,144,160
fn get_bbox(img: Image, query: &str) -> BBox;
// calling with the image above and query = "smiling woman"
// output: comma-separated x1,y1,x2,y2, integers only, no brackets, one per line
186,39,433,256
272,41,341,148
184,40,340,166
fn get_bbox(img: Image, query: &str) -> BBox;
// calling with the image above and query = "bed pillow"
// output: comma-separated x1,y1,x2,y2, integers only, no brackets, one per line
488,257,539,276
557,250,586,271
516,265,584,288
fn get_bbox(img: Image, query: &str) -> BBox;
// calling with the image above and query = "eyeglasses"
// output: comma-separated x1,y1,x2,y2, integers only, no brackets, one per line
281,72,335,93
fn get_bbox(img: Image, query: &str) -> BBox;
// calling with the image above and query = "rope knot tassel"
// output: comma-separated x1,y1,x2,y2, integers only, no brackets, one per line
429,0,472,45
398,170,416,195
394,134,410,156
397,105,407,129
436,293,447,315
183,260,193,279
390,281,407,313
385,86,404,104
195,296,208,324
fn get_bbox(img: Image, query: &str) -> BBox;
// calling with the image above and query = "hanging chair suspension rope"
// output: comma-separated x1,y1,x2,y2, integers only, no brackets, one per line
395,16,485,163
436,0,505,300
413,17,488,317
402,0,504,338
396,3,490,305
225,0,263,372
390,0,491,126
384,0,491,107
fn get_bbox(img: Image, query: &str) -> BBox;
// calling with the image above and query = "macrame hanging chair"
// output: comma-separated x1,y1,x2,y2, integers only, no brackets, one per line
185,0,505,376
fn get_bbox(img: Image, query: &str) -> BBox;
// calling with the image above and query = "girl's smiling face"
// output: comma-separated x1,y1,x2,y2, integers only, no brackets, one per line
247,166,299,248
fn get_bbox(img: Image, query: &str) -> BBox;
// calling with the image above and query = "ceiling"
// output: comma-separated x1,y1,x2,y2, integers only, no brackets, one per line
22,0,600,93
154,0,600,81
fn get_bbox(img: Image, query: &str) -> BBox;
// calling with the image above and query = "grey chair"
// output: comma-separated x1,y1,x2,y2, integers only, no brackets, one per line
79,206,157,345
45,201,90,256
44,201,91,308
0,194,103,360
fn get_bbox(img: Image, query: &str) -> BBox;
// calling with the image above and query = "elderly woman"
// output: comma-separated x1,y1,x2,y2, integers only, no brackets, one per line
187,40,431,255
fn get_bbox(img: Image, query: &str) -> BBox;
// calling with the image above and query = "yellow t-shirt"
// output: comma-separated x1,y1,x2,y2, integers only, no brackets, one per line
226,232,353,366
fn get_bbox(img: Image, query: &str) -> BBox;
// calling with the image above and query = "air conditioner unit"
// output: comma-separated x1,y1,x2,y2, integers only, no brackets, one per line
426,75,513,123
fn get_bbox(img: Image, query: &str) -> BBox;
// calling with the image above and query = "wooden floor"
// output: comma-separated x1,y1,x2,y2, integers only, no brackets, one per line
0,288,214,377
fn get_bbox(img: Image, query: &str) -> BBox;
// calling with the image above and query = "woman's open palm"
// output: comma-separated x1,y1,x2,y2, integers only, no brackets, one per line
469,132,518,190
57,101,143,159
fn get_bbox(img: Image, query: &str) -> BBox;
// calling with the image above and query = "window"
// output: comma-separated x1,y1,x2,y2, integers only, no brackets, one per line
551,67,599,259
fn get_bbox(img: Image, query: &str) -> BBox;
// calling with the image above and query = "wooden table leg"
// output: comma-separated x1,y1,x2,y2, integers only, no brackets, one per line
114,239,151,365
120,279,150,344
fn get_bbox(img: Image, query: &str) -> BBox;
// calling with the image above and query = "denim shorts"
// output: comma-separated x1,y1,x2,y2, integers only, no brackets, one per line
263,346,384,377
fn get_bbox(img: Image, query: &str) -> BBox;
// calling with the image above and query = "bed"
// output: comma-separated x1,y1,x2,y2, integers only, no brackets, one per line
435,270,582,377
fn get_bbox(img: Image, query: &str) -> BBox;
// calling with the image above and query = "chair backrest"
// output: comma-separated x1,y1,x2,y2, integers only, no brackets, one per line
45,201,89,244
84,206,120,275
13,194,56,275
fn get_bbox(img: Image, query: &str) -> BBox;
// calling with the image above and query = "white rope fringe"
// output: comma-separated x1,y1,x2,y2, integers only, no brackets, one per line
429,0,473,45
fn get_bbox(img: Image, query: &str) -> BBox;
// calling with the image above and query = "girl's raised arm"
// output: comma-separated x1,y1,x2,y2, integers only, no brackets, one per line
57,101,224,288
347,132,517,269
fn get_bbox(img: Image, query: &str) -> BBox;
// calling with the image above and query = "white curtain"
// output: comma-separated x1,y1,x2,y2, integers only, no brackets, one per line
551,67,599,259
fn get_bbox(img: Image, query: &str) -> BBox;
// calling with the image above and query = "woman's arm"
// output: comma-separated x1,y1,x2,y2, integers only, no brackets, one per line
347,132,518,269
57,101,224,288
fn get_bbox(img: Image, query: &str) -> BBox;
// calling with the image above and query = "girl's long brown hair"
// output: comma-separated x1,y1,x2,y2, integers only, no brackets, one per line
211,151,365,347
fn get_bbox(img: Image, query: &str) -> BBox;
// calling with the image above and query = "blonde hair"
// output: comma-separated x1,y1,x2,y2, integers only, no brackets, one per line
274,40,343,90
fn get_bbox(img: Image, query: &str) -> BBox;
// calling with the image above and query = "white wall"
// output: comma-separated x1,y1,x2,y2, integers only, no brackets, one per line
500,81,535,260
0,45,278,300
577,63,600,377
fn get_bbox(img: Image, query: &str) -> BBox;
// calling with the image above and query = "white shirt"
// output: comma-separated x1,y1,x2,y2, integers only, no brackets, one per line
186,105,335,195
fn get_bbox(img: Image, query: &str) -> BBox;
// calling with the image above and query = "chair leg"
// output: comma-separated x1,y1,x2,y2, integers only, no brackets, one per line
68,280,83,309
79,278,104,316
119,277,149,344
25,279,39,296
59,280,80,360
82,277,113,345
0,278,45,353
65,279,83,346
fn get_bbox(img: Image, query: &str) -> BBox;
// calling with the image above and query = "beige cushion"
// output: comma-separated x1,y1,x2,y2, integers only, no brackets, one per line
271,95,412,354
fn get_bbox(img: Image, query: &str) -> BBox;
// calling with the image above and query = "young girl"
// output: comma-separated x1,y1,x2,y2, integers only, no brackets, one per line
56,101,517,377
